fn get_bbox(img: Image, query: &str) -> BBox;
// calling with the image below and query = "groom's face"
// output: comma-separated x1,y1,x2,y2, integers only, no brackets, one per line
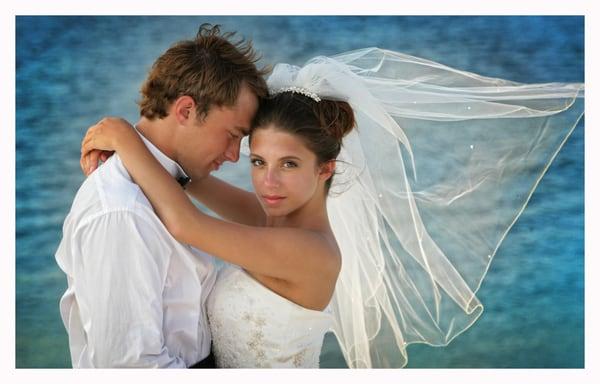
176,84,259,178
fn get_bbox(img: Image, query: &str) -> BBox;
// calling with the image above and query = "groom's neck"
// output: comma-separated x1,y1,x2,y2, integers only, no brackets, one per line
135,116,178,162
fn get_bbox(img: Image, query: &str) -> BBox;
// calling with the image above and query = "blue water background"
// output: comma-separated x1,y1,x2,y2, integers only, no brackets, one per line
16,16,584,368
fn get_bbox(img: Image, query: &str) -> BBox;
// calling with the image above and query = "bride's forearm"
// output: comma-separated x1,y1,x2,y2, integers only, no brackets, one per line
115,131,199,241
186,175,265,226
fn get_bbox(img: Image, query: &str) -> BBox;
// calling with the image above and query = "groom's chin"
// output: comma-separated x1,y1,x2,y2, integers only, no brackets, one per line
189,167,211,180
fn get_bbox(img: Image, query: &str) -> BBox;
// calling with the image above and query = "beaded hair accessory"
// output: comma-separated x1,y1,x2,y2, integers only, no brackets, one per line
274,86,321,102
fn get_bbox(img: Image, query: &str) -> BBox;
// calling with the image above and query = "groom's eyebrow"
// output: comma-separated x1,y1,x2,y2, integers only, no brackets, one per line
236,126,250,136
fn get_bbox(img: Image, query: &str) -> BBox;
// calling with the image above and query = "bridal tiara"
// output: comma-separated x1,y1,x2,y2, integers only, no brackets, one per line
273,86,321,102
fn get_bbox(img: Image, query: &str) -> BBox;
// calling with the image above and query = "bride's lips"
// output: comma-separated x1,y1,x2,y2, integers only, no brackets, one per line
262,195,286,205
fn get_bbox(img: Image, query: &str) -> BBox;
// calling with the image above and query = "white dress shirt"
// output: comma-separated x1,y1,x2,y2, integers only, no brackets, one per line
55,131,216,368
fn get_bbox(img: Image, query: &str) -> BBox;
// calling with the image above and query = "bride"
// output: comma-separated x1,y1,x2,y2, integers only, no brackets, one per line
80,47,584,368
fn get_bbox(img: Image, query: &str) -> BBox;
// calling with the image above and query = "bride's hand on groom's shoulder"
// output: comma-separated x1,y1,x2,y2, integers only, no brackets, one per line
80,117,133,176
80,148,114,177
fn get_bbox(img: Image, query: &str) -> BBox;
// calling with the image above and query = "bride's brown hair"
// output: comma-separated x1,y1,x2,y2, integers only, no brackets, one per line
250,91,356,191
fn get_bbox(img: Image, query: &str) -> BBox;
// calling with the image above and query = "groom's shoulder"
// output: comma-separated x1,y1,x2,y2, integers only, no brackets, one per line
70,155,154,221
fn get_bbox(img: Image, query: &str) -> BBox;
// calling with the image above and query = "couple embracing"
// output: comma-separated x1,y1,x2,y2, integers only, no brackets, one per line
57,23,351,368
56,23,585,368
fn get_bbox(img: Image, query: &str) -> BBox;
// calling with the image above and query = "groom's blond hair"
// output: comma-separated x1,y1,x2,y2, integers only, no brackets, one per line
138,23,269,120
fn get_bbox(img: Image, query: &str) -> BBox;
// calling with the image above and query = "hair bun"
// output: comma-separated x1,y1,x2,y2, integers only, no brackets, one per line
315,99,356,141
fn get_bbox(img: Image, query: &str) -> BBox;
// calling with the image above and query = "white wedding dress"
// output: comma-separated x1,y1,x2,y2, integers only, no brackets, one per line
206,264,333,368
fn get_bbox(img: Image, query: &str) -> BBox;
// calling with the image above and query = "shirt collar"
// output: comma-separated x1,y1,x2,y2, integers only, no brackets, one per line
133,125,190,186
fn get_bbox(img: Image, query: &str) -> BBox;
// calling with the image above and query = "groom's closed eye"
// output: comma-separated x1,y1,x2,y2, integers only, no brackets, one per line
236,126,250,136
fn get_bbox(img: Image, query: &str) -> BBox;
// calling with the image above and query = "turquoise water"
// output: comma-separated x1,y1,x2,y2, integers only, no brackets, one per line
16,16,584,368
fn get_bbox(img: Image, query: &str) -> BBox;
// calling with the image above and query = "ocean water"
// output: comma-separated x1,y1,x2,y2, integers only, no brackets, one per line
15,16,584,368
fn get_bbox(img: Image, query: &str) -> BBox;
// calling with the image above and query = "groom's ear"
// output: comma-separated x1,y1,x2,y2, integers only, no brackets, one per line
172,95,196,124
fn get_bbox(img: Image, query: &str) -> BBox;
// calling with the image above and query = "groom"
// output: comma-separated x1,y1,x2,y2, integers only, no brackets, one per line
55,24,268,368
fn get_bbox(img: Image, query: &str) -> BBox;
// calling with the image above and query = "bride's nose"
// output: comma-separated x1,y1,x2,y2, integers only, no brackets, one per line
264,167,281,187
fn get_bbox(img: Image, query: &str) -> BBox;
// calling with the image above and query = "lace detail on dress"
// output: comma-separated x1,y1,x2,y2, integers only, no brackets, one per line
207,265,332,368
243,311,269,367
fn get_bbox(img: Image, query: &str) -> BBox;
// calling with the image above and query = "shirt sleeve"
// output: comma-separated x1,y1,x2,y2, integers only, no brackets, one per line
71,209,186,368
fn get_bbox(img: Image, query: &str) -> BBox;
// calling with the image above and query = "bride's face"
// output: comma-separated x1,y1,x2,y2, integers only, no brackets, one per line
249,126,325,217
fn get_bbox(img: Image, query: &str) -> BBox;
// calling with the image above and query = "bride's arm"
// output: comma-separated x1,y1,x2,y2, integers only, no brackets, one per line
82,117,265,226
81,118,338,282
185,176,265,226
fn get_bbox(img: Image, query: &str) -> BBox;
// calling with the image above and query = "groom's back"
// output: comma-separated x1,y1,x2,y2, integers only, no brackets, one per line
55,153,216,368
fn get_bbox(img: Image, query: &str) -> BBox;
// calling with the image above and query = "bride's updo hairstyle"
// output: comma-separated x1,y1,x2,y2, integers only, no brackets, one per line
250,91,356,191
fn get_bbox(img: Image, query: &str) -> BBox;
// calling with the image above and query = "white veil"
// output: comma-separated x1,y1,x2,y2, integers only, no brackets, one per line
245,47,584,368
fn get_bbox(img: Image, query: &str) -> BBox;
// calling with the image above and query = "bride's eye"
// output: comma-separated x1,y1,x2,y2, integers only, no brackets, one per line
282,161,298,168
250,158,264,167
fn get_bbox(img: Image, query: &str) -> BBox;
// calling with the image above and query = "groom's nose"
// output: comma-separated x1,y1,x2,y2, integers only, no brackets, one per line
223,139,241,163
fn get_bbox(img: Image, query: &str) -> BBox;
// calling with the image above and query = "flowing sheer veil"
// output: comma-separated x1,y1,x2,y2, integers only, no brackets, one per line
243,47,584,368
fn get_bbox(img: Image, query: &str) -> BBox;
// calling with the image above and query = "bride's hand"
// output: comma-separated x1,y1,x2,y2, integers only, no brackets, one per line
80,117,136,176
80,149,114,177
